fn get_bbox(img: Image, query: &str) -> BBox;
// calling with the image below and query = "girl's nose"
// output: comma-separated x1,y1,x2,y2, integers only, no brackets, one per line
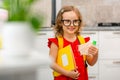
70,21,74,26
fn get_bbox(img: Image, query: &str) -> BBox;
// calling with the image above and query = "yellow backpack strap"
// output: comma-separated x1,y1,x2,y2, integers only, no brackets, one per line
77,35,86,62
57,36,63,49
77,35,85,44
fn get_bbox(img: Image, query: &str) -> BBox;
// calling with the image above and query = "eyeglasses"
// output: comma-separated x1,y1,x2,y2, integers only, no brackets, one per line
61,19,81,27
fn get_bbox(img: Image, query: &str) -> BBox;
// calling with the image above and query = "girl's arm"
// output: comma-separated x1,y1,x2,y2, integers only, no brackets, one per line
49,42,68,75
86,45,98,66
49,42,80,79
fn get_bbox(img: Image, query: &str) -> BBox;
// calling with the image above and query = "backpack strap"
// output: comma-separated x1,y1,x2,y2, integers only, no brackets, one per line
77,35,87,67
57,36,63,49
77,35,85,44
57,35,85,48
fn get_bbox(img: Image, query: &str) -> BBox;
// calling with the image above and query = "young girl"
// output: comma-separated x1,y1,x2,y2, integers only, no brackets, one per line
48,6,98,80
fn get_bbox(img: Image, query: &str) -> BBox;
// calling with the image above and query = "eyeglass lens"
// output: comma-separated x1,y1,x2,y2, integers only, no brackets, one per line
61,19,81,27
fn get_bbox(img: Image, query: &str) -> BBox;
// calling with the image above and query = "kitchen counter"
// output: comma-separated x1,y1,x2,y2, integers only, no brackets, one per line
39,26,120,31
82,26,120,31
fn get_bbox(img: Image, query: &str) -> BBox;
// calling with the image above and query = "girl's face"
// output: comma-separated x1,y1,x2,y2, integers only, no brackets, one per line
62,11,80,35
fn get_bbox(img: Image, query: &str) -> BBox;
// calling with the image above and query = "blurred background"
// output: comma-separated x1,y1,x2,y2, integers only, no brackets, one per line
0,0,120,80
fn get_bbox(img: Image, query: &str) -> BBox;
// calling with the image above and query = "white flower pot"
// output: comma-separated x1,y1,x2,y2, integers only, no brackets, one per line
1,22,35,60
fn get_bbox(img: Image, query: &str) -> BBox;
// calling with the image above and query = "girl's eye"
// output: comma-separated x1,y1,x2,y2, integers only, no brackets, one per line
74,20,80,23
64,20,70,23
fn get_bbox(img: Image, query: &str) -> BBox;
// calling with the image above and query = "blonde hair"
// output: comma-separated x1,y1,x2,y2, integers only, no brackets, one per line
54,6,83,37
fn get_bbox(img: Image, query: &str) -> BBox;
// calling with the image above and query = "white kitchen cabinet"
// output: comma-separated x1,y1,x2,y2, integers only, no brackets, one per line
35,30,54,80
37,67,53,80
99,31,120,59
81,31,99,80
35,30,54,54
89,74,99,80
99,60,120,80
99,31,120,80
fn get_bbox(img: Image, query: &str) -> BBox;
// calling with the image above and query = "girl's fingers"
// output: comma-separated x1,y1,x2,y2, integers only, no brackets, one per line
88,46,98,57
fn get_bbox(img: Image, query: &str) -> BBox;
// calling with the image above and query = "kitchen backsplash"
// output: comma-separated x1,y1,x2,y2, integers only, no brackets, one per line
62,0,120,27
32,0,120,28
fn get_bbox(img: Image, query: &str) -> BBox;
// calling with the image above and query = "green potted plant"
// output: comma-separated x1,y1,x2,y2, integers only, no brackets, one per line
1,0,44,59
3,0,44,31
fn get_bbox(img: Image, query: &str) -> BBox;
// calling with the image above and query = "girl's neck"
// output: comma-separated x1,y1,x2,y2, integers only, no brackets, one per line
63,34,77,42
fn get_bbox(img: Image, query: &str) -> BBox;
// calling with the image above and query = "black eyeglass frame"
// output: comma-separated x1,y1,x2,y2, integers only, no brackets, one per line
61,19,82,27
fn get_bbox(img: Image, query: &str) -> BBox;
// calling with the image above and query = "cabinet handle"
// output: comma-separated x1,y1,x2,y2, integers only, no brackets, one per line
37,33,47,35
113,32,120,34
81,32,96,35
113,61,120,64
89,76,96,79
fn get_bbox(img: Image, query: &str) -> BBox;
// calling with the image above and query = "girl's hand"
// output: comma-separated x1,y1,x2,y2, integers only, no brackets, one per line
66,69,80,79
87,45,98,66
88,45,98,57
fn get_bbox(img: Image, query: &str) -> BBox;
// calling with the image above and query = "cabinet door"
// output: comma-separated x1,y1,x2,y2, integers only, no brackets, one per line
89,74,98,80
81,31,99,80
35,31,54,80
99,31,120,59
37,68,53,80
99,60,120,80
35,31,54,54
